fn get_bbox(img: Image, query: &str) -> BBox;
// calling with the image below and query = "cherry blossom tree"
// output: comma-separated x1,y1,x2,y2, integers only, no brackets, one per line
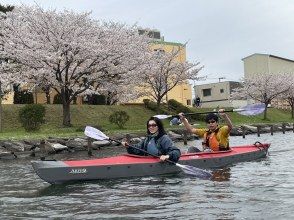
0,62,21,131
138,44,203,112
0,68,10,132
99,81,145,105
0,5,150,126
0,4,14,131
278,74,294,118
231,73,290,120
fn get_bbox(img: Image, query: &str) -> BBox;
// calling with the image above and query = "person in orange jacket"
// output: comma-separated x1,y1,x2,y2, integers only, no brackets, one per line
179,109,233,153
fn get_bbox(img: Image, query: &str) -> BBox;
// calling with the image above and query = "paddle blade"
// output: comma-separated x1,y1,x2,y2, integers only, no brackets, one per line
153,114,172,120
170,117,181,126
84,126,109,141
176,163,212,179
237,103,266,116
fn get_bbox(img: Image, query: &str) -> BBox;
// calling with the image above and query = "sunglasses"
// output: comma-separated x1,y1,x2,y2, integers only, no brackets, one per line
148,123,158,128
207,120,216,124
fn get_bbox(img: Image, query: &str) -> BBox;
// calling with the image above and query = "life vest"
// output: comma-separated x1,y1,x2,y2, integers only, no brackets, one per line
202,127,228,151
143,136,162,156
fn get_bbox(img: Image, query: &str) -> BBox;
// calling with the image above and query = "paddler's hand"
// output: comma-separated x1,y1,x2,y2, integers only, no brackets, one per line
218,109,226,117
178,112,185,121
160,155,170,161
121,141,129,148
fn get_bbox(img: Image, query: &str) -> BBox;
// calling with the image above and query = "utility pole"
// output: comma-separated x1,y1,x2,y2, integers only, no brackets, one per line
218,77,225,82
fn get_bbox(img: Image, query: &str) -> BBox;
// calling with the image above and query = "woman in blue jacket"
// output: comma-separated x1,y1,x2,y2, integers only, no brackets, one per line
122,117,181,162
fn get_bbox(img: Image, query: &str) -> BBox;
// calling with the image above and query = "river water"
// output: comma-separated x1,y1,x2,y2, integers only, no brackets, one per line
0,132,294,219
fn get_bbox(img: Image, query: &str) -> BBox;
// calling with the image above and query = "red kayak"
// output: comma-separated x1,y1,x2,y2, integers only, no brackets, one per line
31,142,270,184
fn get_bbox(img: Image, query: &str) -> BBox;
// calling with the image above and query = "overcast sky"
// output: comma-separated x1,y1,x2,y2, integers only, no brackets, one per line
2,0,294,85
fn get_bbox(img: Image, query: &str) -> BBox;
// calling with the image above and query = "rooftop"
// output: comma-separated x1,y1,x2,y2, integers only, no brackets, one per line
242,53,294,63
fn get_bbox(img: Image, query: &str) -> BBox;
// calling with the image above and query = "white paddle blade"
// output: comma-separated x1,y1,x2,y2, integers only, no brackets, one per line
153,114,172,120
84,126,109,140
237,103,266,116
176,163,212,179
170,117,181,125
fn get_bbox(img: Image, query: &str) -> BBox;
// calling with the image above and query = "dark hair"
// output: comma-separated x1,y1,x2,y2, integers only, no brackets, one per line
146,117,166,138
205,113,219,123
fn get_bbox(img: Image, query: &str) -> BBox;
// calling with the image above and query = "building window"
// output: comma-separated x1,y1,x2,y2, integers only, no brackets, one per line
138,29,161,39
154,48,165,53
202,88,211,97
220,89,224,93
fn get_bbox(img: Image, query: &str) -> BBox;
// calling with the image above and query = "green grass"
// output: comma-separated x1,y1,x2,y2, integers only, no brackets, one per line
0,104,293,140
0,104,160,140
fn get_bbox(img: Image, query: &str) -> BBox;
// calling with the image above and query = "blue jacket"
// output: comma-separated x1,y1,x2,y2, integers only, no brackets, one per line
127,134,181,162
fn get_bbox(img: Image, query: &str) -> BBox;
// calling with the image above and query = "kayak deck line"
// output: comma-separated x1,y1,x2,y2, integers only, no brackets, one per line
64,155,160,167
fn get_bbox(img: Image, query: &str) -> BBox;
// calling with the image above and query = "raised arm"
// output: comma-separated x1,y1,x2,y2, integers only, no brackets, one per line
178,113,197,134
218,109,233,130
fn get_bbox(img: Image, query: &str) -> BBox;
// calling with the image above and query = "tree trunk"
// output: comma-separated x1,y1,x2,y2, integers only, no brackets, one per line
46,91,51,104
263,107,267,120
263,102,269,120
34,91,38,103
61,88,72,127
62,101,71,126
156,99,161,113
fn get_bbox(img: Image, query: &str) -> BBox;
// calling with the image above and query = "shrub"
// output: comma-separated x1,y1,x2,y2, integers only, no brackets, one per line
109,111,130,128
53,93,63,104
168,99,190,113
13,90,34,104
85,94,106,105
145,101,158,111
142,100,170,115
143,99,150,108
19,104,46,131
168,99,205,121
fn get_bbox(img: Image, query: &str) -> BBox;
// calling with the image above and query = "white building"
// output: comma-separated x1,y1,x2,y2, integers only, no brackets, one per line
242,53,294,77
194,81,245,108
242,53,294,109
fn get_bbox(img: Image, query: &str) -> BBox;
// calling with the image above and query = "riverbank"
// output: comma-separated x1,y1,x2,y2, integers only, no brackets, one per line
1,122,293,160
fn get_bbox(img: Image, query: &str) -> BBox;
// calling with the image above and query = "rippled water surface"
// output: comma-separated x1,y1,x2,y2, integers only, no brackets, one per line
1,133,294,219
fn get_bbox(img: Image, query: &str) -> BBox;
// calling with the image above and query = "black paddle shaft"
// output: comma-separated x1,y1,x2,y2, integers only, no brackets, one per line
109,138,176,165
173,110,234,118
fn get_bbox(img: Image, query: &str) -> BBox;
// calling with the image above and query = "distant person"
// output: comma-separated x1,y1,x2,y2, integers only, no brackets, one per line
179,110,233,153
195,96,201,107
122,117,181,162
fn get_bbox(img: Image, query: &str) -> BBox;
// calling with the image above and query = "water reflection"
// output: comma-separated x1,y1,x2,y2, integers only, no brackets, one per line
35,184,83,197
211,167,231,182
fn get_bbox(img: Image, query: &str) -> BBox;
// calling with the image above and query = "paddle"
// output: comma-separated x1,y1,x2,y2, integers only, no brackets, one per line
84,126,212,179
154,103,266,120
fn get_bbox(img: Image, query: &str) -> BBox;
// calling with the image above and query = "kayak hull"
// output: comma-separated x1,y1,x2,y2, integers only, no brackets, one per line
31,143,270,184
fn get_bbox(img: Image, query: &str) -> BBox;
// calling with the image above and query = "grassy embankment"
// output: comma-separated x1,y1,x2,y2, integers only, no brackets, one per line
0,104,293,140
